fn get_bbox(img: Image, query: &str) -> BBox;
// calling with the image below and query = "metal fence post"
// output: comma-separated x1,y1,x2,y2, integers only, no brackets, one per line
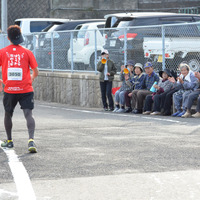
70,31,74,73
33,34,36,57
51,32,54,72
124,28,127,66
94,29,98,74
162,26,166,70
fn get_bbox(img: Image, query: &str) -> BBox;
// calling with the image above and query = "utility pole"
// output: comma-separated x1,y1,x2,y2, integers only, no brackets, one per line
1,0,7,33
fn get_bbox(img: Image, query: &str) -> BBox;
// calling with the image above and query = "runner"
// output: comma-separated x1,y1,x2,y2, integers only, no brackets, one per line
0,25,39,153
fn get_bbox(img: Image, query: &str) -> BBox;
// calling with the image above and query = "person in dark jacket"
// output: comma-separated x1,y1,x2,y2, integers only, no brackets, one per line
97,49,117,111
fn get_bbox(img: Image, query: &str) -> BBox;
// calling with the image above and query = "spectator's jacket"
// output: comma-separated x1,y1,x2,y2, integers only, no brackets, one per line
127,73,145,90
152,79,173,99
174,71,198,91
97,59,117,82
141,71,160,90
118,73,133,92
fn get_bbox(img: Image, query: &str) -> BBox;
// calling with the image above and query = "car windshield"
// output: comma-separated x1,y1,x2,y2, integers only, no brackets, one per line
111,20,133,37
47,24,60,32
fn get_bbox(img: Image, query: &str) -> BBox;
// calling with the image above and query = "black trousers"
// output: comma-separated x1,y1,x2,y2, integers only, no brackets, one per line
162,88,179,114
100,81,114,109
144,94,163,112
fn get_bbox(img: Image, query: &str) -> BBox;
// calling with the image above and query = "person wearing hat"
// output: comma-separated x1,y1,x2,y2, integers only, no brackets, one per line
0,25,39,153
124,62,145,113
143,68,173,115
113,60,135,113
97,49,117,111
131,62,160,114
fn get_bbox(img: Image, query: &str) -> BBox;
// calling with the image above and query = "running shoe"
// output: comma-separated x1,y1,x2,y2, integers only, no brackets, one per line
28,139,37,153
1,140,14,148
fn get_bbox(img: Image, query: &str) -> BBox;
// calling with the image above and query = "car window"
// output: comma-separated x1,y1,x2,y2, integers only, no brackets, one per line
134,18,159,26
77,25,89,38
15,21,21,26
159,17,194,24
30,21,53,32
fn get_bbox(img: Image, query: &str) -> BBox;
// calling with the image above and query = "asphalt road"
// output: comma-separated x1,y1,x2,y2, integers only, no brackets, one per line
0,99,200,200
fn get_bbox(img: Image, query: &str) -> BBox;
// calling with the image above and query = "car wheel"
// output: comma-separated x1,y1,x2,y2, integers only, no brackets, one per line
187,58,200,72
90,52,101,70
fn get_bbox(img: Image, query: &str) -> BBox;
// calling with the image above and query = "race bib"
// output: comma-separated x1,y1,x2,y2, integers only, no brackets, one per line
8,68,23,81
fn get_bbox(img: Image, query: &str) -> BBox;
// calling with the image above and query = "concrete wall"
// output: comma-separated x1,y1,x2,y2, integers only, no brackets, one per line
33,72,121,108
1,0,199,29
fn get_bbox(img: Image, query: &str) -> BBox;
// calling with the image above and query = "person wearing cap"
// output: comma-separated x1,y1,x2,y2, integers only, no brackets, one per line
113,60,135,113
124,62,145,113
131,62,160,114
97,49,117,111
169,63,198,117
0,25,39,153
143,68,173,115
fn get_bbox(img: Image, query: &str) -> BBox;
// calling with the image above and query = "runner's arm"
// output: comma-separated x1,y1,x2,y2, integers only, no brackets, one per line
31,67,39,82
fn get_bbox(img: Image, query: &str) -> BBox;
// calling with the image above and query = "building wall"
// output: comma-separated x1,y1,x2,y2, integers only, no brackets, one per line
0,0,199,29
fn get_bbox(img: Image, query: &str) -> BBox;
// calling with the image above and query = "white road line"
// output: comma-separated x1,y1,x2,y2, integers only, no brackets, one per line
39,104,180,123
0,141,36,200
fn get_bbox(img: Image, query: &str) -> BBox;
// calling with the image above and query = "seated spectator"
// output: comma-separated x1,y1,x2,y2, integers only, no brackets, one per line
182,71,200,118
131,62,160,114
143,68,173,115
124,63,145,113
113,60,135,113
169,63,198,117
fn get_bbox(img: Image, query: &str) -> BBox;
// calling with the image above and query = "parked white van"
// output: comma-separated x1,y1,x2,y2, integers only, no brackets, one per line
15,18,69,34
68,22,105,69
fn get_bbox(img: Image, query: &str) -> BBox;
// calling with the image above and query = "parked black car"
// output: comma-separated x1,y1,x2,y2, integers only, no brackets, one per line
103,12,200,71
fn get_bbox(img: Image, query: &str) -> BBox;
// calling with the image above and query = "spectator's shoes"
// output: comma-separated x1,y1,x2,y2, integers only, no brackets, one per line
132,109,142,114
104,107,108,111
125,107,132,113
1,140,14,148
150,111,161,115
177,111,186,117
28,139,37,153
181,112,191,118
113,107,119,112
116,108,125,113
192,112,200,118
108,108,114,111
171,111,182,117
142,111,151,115
162,112,171,116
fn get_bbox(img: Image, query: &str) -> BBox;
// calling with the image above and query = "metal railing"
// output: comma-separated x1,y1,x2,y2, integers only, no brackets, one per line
1,22,200,73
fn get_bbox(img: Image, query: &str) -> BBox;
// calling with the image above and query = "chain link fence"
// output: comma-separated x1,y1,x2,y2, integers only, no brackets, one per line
0,22,200,73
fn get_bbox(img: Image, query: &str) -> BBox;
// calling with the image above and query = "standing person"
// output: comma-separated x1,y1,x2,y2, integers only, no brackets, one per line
131,62,160,114
0,25,39,153
124,63,145,113
113,60,134,113
97,49,117,111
